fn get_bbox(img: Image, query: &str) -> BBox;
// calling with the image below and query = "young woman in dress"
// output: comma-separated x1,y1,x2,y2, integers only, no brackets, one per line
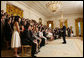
11,16,21,57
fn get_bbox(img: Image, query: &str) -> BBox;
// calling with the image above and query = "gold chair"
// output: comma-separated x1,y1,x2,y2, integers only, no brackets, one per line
22,45,32,57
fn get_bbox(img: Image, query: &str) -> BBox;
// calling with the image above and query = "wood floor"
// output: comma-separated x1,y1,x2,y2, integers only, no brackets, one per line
1,37,83,57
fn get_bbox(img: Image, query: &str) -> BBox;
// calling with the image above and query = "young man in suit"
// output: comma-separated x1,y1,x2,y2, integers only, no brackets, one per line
21,23,38,57
62,24,67,44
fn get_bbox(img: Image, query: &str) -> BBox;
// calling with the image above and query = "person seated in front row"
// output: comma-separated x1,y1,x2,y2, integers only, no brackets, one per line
33,27,42,49
21,23,38,57
43,28,48,38
31,25,41,51
47,29,54,41
39,28,48,44
35,27,45,47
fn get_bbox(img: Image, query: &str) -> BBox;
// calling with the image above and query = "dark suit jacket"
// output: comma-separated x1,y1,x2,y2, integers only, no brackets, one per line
43,31,47,37
5,23,12,41
62,26,66,36
1,22,5,45
1,22,4,37
21,29,37,56
21,29,35,45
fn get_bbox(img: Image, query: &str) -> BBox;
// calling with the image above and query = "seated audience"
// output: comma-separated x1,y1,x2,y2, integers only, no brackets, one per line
47,29,54,40
22,23,39,57
33,27,42,49
39,28,48,44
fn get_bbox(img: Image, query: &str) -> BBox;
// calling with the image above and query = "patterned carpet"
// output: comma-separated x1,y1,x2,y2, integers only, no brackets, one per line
1,37,83,57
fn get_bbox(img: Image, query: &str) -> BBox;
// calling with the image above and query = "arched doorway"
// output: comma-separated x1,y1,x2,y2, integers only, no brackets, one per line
75,18,83,39
47,21,53,29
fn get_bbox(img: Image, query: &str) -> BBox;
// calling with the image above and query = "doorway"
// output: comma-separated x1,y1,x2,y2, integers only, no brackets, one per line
75,18,83,37
78,22,81,36
47,21,53,29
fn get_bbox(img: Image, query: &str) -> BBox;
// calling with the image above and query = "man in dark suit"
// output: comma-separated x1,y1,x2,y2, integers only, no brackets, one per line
62,24,66,44
1,14,5,49
4,18,12,49
21,23,37,57
67,27,71,37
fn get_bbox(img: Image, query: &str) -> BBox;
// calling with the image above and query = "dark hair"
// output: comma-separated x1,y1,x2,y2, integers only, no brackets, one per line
25,23,30,29
42,27,44,30
38,27,40,31
7,18,11,23
9,17,12,20
1,14,5,18
14,16,20,22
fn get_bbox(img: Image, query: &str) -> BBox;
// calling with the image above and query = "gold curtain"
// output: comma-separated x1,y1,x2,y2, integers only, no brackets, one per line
75,18,83,37
64,20,68,28
60,20,68,28
80,19,83,40
60,21,63,28
6,3,23,18
75,20,79,36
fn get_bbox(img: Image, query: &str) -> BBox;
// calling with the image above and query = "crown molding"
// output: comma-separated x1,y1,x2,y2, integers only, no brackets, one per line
18,1,47,19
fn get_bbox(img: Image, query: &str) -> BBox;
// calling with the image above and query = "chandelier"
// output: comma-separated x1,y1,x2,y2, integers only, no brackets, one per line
46,1,62,12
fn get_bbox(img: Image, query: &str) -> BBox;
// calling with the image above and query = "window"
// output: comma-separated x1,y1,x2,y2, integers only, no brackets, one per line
78,22,81,36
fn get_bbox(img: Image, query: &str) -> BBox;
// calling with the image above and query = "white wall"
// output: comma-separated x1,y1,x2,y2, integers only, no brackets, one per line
1,1,6,12
46,14,83,36
1,1,47,25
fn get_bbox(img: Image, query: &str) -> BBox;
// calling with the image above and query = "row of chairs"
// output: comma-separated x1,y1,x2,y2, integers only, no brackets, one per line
6,41,32,57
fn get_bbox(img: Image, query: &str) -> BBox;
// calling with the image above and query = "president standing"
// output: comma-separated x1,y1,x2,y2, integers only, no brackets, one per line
62,24,66,44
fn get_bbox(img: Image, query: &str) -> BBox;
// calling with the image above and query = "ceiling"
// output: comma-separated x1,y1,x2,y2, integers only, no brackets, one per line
19,1,83,18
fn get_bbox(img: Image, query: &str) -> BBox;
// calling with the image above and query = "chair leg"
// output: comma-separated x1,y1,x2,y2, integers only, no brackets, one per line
30,47,31,57
22,46,24,57
7,41,9,49
25,48,26,55
22,46,32,57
